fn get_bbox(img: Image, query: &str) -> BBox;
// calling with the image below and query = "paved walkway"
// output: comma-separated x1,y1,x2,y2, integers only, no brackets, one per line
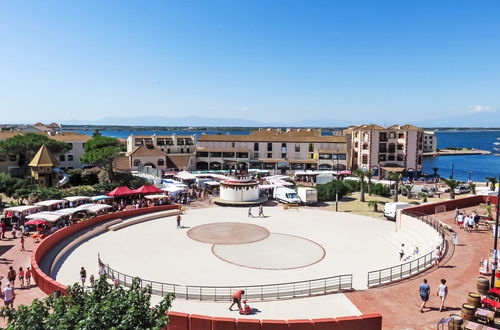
346,206,493,329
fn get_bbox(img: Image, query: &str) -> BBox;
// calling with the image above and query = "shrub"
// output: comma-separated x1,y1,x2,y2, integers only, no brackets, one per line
317,180,349,201
370,183,391,197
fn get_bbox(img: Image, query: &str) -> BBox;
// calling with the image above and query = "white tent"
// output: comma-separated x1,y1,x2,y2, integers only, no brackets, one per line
162,185,186,193
64,196,92,203
25,211,66,223
174,171,197,181
34,199,67,207
205,181,220,186
80,204,112,213
4,205,41,213
145,194,168,200
53,208,85,216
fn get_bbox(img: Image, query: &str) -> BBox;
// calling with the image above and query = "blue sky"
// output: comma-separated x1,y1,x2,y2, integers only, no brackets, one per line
1,1,499,126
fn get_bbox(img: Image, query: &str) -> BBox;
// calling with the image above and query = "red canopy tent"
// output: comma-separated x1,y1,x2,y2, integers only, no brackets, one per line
132,185,164,194
106,186,135,197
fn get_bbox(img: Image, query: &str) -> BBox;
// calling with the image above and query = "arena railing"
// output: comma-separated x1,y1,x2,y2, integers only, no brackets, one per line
367,212,449,287
98,255,353,301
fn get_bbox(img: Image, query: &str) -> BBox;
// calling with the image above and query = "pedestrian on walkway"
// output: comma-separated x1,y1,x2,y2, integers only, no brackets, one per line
258,205,264,218
90,274,95,288
7,266,16,287
177,214,181,229
80,267,87,287
229,289,245,311
20,235,25,251
419,278,430,313
399,243,405,261
11,226,16,239
433,246,441,268
248,206,253,218
2,283,15,308
25,267,31,287
98,264,106,278
18,267,24,288
437,279,448,312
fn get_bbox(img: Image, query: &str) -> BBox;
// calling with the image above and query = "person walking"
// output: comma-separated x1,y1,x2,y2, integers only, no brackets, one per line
25,267,31,287
176,214,182,229
399,244,405,261
7,266,16,287
3,283,15,308
248,206,253,218
433,246,441,268
98,264,106,278
229,289,245,311
18,267,24,288
80,267,87,287
419,278,430,313
437,279,448,312
89,274,95,288
258,205,264,218
20,235,25,252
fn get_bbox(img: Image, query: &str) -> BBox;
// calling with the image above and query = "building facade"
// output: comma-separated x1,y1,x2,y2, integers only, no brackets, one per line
346,124,424,178
423,131,437,153
196,129,349,173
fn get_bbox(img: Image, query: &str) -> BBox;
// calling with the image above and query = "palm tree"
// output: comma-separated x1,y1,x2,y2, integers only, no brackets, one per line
468,182,476,195
366,170,373,196
486,177,498,191
367,200,379,212
403,184,415,199
432,167,439,177
353,169,366,202
385,171,402,202
442,179,459,199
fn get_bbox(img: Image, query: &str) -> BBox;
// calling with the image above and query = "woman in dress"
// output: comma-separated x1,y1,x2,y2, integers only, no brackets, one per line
437,279,448,312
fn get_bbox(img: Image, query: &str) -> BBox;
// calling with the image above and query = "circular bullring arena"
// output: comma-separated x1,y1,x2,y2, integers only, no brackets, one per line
39,205,443,321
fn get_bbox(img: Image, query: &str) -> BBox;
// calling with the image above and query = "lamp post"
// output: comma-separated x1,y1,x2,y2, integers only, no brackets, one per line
490,174,500,288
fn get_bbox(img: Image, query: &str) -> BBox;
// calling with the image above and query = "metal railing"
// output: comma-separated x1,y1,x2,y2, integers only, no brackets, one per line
367,212,449,287
98,255,353,301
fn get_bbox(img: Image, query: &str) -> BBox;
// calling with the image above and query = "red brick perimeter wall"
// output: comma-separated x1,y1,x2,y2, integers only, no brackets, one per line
31,205,180,295
167,312,382,330
403,195,497,216
31,205,382,330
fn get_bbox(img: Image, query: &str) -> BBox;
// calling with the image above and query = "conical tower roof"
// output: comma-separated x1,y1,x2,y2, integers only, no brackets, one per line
28,145,60,167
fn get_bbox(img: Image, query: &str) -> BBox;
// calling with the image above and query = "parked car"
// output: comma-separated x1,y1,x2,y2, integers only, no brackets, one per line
383,202,413,220
454,185,471,195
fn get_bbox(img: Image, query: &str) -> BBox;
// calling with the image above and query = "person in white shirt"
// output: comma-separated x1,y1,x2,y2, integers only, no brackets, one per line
3,283,15,308
437,279,448,312
399,244,405,261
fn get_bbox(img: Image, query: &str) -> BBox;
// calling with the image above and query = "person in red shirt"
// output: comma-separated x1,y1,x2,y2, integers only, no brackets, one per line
229,289,245,311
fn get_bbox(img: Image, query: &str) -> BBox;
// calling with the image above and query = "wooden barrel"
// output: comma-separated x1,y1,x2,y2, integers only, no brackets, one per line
448,314,463,330
461,304,476,321
477,276,490,295
467,292,481,307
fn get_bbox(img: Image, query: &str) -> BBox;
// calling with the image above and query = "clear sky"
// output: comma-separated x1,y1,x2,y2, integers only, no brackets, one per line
1,1,499,125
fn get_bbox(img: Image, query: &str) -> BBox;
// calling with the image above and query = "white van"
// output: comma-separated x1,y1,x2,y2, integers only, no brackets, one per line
297,187,318,205
383,202,412,220
273,187,301,204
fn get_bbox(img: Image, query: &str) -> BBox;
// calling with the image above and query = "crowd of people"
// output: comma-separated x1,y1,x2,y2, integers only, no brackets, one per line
454,207,483,233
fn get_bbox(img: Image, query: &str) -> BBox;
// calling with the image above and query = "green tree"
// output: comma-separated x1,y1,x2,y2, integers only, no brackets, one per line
80,136,121,182
403,184,415,199
316,180,349,201
442,179,459,199
367,200,379,212
385,171,402,202
486,177,498,191
468,182,476,195
352,169,366,202
0,133,70,174
0,277,174,329
365,170,373,196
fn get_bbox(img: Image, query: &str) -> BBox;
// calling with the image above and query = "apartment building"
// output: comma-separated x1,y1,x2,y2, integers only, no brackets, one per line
423,131,437,153
0,132,91,175
196,129,349,173
346,124,424,178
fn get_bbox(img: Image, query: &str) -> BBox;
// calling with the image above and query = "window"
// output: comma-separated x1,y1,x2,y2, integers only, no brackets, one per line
67,155,73,161
388,155,395,161
281,143,286,153
231,142,235,148
308,153,314,159
0,155,6,162
308,143,314,152
379,154,386,161
196,151,209,157
158,159,165,166
337,154,347,160
267,153,272,158
59,155,65,161
418,144,423,150
355,142,359,148
397,144,404,150
281,153,286,158
9,154,16,161
67,143,73,149
389,132,396,139
418,157,422,165
388,143,396,153
397,154,404,161
133,159,140,166
319,153,332,160
398,133,405,139
253,152,259,158
167,148,170,153
254,143,259,151
379,133,387,142
362,143,368,150
362,154,368,164
295,144,300,152
267,143,273,151
180,148,184,153
187,148,190,153
379,143,387,153
210,152,222,157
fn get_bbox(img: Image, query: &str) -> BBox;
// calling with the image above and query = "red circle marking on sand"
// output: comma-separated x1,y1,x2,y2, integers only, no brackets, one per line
187,222,270,245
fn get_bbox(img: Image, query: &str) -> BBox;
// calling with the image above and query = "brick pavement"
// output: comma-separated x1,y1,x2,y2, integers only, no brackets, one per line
346,207,493,329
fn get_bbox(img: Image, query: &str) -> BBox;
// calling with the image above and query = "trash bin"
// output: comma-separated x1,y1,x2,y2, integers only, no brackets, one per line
452,232,458,245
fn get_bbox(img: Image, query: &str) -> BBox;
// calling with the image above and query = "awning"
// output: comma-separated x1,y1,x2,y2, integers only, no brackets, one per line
162,185,186,193
205,181,220,186
145,194,168,200
34,199,67,207
132,185,164,194
64,196,92,203
75,204,112,213
4,205,41,213
26,211,66,222
174,171,197,180
53,208,86,216
91,195,114,201
107,187,135,197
